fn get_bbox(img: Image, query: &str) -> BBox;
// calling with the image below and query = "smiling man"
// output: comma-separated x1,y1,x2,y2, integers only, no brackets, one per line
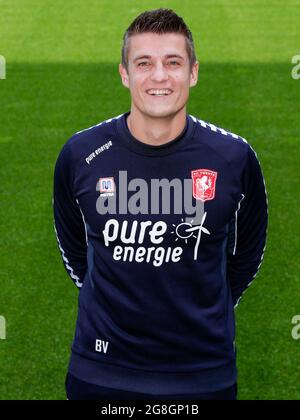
53,8,268,400
119,30,197,144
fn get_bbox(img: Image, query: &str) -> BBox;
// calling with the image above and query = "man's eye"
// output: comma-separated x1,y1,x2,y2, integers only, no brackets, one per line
137,61,179,67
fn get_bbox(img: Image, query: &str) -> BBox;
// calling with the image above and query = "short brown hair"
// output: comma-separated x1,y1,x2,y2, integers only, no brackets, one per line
121,8,197,72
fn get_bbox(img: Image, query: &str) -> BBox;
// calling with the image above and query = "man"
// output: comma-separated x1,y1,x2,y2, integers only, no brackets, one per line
53,8,268,400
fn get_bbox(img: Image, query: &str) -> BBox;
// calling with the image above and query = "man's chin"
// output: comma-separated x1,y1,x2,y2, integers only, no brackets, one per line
142,107,178,119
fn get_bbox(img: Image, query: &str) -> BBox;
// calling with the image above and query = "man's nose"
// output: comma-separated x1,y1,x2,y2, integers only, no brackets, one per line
149,62,169,82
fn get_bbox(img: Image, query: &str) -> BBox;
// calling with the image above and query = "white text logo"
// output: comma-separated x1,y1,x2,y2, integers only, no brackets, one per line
95,339,109,353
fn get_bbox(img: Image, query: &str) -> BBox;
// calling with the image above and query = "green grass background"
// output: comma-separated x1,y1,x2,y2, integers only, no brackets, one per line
0,0,299,400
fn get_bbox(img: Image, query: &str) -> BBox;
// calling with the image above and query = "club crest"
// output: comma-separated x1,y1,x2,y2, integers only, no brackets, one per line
191,169,218,202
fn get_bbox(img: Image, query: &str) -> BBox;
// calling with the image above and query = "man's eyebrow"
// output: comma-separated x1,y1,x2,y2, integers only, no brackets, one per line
133,54,185,62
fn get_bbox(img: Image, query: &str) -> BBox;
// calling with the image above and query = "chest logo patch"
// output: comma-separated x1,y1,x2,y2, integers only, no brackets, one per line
99,177,115,194
191,169,218,202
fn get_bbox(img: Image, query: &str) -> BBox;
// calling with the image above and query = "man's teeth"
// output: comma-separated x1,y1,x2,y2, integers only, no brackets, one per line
147,90,172,96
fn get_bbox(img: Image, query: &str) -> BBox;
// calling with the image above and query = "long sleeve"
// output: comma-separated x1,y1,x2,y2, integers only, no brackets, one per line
52,142,88,289
226,144,268,308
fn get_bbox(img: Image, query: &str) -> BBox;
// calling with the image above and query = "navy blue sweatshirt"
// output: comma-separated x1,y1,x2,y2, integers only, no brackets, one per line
52,111,268,394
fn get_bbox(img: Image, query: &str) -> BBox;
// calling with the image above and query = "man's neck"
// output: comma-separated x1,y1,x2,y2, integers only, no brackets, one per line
126,108,187,146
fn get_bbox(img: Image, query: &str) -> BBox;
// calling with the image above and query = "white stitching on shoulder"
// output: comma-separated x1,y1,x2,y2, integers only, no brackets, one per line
75,113,124,135
189,114,247,142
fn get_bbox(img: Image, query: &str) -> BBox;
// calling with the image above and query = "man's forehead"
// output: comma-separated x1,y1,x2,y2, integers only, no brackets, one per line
128,33,188,60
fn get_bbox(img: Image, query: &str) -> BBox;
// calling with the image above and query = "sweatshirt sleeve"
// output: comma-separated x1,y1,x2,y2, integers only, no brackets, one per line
52,142,88,289
226,143,268,308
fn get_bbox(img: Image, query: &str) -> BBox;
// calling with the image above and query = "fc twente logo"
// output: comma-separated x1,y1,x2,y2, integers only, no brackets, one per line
191,169,218,202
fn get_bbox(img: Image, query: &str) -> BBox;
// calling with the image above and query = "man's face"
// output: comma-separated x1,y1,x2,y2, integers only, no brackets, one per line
119,32,198,118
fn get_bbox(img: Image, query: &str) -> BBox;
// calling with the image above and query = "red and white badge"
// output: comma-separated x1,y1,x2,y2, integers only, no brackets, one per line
191,169,218,202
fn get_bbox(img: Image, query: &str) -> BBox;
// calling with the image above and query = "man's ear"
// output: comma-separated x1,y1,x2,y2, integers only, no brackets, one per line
189,60,199,88
119,63,130,89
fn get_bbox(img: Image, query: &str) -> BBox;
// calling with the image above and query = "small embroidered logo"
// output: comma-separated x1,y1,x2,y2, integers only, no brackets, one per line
191,169,218,202
99,177,115,193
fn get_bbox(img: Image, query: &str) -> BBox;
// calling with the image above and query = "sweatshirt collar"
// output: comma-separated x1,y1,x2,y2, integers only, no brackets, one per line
116,111,196,157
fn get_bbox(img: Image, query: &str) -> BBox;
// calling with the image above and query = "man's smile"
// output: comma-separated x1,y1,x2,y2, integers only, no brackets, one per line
146,88,173,97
